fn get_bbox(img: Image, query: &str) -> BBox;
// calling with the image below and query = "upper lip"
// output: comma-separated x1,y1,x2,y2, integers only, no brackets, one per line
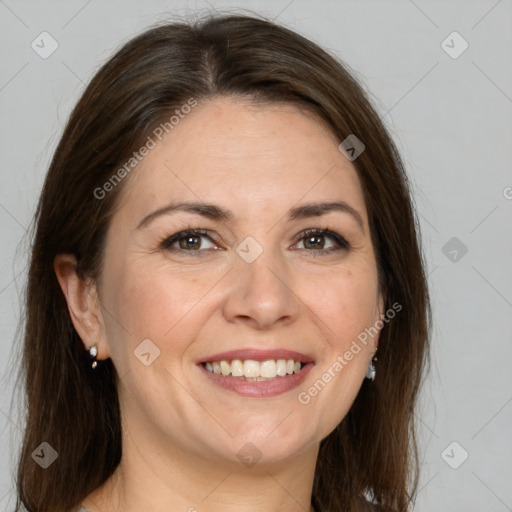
198,348,315,364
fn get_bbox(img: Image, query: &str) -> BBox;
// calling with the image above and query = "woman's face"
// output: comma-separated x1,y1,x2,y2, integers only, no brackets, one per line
97,97,383,468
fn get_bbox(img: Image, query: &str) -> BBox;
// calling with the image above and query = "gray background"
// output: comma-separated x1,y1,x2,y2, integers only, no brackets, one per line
1,0,511,510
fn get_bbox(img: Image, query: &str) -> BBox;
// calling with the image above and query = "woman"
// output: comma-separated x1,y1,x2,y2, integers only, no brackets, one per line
15,13,430,512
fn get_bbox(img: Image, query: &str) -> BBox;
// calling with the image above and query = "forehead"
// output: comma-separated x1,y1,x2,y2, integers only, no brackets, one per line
115,97,367,225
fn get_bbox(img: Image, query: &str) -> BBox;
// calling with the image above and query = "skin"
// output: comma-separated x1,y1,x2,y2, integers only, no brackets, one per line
55,97,384,512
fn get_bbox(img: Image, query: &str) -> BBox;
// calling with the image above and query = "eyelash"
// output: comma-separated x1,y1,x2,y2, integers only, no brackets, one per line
159,228,350,256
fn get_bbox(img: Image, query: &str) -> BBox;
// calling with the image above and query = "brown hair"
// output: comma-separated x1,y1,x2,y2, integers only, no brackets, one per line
14,13,430,512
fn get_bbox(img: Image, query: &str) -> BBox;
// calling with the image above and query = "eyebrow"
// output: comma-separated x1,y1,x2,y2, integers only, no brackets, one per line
136,200,365,232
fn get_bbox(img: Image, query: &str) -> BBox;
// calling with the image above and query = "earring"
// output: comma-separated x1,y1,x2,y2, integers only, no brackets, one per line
365,353,377,381
88,344,98,369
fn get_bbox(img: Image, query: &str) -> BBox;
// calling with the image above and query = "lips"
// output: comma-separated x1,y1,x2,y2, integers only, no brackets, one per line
196,348,315,398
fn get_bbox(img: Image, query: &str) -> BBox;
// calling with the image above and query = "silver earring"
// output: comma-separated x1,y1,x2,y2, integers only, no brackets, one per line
366,354,377,381
88,344,98,369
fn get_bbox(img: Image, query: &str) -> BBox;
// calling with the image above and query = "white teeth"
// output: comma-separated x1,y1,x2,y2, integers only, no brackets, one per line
260,360,277,378
231,359,244,377
220,360,231,376
276,359,287,376
244,360,260,378
203,358,305,379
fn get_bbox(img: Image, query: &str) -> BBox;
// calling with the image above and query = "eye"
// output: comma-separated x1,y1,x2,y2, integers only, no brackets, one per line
160,228,349,256
160,229,218,252
293,229,349,254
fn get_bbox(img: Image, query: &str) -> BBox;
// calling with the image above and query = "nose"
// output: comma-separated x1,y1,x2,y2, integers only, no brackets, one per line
222,250,300,330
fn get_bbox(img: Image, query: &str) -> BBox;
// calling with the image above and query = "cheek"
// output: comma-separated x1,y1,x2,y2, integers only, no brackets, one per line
296,270,379,437
305,266,380,349
100,258,222,369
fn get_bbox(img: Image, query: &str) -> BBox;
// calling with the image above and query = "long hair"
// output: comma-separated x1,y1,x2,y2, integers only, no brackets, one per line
14,14,430,512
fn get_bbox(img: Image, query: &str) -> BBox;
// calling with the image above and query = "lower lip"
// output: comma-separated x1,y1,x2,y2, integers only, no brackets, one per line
198,362,314,397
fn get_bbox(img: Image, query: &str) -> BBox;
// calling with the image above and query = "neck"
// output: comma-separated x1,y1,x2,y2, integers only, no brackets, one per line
83,428,319,512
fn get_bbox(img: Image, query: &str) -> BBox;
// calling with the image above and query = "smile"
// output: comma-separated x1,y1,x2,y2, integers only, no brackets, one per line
202,358,303,380
197,349,315,397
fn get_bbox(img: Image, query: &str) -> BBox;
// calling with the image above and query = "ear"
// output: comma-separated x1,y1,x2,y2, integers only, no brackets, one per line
53,254,109,360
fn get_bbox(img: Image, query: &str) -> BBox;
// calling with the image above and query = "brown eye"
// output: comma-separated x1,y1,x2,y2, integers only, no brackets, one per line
294,229,349,253
178,234,202,250
161,229,217,252
303,234,326,250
